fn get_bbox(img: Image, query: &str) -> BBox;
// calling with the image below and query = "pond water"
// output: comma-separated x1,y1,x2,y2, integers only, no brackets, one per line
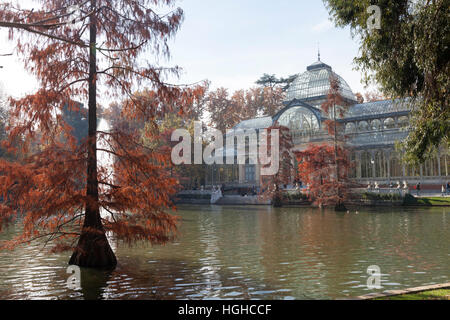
0,205,449,300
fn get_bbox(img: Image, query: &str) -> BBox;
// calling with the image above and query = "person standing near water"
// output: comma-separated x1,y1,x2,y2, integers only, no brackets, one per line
416,182,421,196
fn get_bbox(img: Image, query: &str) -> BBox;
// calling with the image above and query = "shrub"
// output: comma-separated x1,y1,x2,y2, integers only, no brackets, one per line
285,191,309,201
403,193,418,206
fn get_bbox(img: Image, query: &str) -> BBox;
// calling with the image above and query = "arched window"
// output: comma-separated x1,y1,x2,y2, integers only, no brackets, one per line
277,106,320,134
359,121,369,132
245,157,256,183
371,119,381,131
361,152,373,178
398,116,409,128
374,150,386,178
390,154,402,178
383,118,395,129
345,122,356,133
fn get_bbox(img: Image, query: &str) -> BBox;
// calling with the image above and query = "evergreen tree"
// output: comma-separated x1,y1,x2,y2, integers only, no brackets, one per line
256,74,297,92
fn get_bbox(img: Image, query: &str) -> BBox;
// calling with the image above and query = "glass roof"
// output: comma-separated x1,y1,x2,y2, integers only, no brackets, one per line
345,99,412,118
232,98,413,132
233,116,273,130
348,130,410,147
285,60,357,102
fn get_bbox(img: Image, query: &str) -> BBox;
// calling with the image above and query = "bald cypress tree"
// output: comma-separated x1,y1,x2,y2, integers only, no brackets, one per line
0,0,204,269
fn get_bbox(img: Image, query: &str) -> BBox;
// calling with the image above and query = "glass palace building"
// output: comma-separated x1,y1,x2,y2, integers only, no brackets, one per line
208,58,449,189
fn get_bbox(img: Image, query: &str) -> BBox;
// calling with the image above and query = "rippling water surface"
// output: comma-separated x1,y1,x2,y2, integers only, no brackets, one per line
0,205,449,300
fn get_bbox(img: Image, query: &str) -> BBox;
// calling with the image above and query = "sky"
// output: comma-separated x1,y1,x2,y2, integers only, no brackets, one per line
0,0,375,102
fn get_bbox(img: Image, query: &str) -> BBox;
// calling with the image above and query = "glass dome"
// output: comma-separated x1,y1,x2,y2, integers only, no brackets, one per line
285,60,357,103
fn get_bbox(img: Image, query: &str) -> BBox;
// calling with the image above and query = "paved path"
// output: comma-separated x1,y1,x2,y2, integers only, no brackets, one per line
353,282,450,300
416,193,450,198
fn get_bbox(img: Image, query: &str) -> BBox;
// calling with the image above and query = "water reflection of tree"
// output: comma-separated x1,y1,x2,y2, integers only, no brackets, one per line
1,207,448,299
100,207,259,299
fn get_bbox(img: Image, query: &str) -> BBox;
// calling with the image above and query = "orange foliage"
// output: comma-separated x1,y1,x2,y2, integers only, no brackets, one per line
294,74,353,208
355,92,364,104
206,87,284,132
260,124,294,204
364,91,386,102
0,0,206,264
295,144,352,208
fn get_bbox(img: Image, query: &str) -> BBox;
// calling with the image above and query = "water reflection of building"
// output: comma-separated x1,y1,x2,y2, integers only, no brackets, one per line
207,57,449,188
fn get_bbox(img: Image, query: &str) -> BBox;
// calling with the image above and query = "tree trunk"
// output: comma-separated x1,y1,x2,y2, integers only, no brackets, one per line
69,0,117,269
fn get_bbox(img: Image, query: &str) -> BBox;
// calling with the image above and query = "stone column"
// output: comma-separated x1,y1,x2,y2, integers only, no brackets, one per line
356,151,362,179
386,150,391,183
255,164,261,187
239,164,245,184
371,150,376,179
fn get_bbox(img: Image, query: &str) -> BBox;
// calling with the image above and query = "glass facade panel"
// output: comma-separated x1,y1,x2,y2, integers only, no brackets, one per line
245,165,255,182
374,151,386,178
359,121,369,132
383,118,395,129
345,123,356,133
440,155,449,177
390,155,402,178
361,152,373,178
398,116,409,128
371,120,381,131
277,107,320,134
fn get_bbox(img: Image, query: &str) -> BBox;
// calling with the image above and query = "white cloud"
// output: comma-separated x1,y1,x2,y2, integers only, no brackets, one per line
311,19,333,33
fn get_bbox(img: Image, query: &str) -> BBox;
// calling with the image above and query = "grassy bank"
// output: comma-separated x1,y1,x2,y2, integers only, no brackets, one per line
376,289,450,300
286,191,450,207
403,194,450,206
